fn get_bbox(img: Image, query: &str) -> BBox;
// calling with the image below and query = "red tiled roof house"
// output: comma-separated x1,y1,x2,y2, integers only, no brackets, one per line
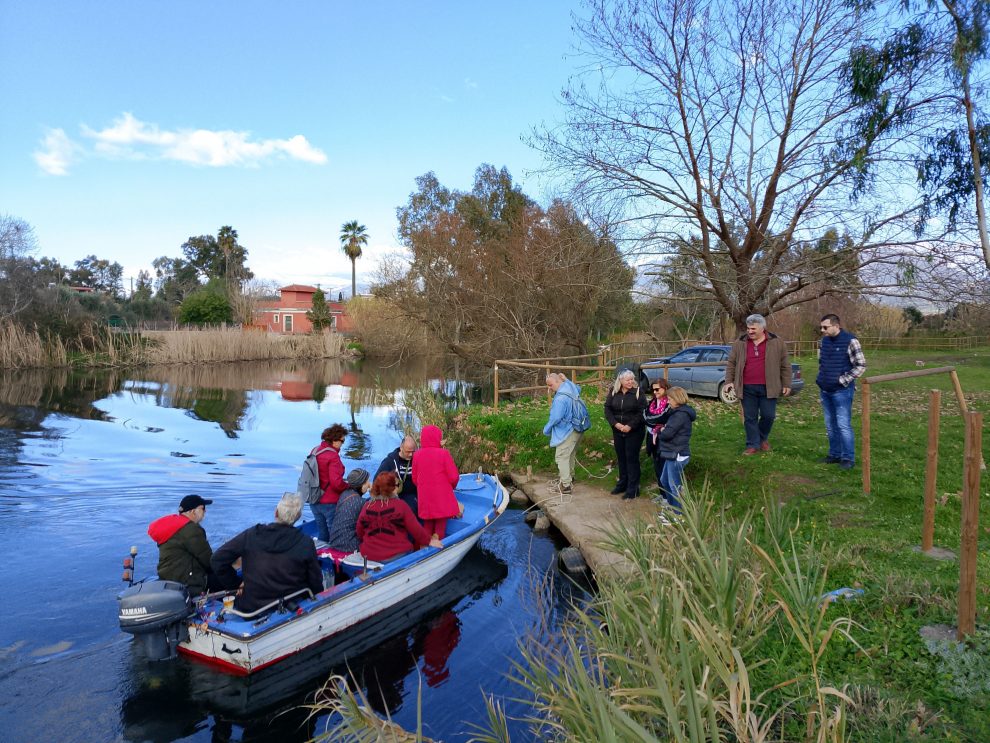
253,284,353,334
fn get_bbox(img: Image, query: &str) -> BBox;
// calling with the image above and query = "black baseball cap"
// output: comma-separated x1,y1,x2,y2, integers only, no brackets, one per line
179,495,213,512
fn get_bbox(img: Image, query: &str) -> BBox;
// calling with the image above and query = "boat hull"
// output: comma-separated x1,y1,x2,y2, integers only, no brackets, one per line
176,473,508,675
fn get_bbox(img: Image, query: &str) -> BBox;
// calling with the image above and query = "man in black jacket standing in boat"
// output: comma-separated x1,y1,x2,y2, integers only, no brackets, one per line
212,492,323,612
375,434,418,516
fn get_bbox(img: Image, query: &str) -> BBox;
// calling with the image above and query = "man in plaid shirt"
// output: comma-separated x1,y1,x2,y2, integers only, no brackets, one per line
816,314,867,469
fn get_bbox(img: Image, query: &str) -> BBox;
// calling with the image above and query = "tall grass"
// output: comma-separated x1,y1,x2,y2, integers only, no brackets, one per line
500,483,856,742
305,674,433,742
141,327,346,364
304,484,857,742
0,321,68,368
0,322,347,368
393,384,486,471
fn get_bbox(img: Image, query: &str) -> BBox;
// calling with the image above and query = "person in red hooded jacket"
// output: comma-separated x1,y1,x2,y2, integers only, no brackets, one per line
147,494,218,595
412,425,461,539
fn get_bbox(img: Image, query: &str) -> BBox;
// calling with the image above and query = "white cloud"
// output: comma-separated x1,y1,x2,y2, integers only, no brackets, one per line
464,77,478,90
35,113,327,174
33,128,79,176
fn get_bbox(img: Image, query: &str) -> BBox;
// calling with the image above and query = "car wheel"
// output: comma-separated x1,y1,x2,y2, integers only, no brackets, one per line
718,382,737,404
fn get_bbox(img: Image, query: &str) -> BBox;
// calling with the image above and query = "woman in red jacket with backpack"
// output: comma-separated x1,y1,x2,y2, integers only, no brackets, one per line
311,423,349,543
412,425,461,539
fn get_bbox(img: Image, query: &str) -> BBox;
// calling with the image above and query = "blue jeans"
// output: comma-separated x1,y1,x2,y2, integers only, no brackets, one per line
741,384,777,448
310,502,336,543
660,456,689,512
820,385,855,462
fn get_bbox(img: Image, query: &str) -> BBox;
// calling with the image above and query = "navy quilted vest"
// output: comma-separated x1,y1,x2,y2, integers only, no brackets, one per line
816,330,855,392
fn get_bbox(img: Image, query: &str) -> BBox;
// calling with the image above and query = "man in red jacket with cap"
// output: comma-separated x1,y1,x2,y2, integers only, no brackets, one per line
148,494,218,595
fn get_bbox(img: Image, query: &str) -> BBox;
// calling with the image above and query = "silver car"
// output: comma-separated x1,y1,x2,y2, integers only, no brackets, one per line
640,345,804,404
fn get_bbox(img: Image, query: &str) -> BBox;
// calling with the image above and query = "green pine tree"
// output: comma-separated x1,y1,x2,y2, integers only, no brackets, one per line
306,288,334,332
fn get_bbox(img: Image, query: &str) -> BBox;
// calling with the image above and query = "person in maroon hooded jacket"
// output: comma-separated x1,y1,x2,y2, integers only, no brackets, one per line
357,472,442,562
147,494,218,595
412,424,462,539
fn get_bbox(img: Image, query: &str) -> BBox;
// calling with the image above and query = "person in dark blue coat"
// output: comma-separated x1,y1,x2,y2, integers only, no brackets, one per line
656,387,696,514
375,435,418,516
816,314,866,470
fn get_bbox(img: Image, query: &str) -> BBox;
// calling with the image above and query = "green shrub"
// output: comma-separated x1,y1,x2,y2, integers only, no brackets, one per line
178,287,232,325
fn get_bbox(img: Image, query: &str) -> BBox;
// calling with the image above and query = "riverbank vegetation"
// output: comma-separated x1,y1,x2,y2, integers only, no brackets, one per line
360,165,636,364
404,347,990,740
0,322,346,369
0,217,354,368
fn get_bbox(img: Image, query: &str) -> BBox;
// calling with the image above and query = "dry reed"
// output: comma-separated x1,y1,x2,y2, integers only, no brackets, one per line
140,327,346,364
0,322,68,368
0,322,347,369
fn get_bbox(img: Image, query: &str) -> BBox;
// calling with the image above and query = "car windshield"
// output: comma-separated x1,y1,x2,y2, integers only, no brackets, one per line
671,350,701,363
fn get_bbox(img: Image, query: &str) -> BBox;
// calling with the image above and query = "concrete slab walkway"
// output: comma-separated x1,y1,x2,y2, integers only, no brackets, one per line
508,470,660,579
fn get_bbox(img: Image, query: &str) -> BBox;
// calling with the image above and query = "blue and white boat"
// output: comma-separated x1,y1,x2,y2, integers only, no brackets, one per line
118,472,509,675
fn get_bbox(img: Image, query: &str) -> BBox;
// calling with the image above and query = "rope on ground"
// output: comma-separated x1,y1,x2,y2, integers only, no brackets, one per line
574,457,613,479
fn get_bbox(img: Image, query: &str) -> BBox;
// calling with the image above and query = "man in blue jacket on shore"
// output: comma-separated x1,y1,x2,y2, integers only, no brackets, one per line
543,372,583,495
817,314,867,470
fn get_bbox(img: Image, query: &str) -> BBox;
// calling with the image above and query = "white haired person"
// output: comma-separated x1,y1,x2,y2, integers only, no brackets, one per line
212,492,324,612
603,369,648,499
543,372,585,495
723,313,792,455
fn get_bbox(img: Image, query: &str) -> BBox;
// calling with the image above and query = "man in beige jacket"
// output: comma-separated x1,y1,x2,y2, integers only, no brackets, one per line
724,314,792,455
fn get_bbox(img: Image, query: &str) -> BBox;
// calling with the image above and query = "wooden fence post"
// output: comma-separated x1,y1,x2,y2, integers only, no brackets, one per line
862,381,871,496
545,362,551,404
950,369,985,470
493,364,499,410
922,389,940,552
958,411,983,640
949,369,968,414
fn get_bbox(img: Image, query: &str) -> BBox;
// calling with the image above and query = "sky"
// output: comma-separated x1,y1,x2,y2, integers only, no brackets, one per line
0,0,583,297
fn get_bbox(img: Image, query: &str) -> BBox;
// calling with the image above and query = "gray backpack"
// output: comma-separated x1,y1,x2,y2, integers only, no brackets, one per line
298,447,324,504
560,391,592,433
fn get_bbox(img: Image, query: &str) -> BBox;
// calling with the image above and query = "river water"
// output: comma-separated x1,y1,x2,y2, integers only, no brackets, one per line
0,358,588,742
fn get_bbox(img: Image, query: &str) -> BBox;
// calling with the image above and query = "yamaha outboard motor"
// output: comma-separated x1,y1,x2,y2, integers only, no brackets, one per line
118,579,193,661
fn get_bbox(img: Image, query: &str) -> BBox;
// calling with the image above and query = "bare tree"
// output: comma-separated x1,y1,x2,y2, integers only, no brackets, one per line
538,0,956,330
382,166,634,361
228,278,280,326
0,214,40,319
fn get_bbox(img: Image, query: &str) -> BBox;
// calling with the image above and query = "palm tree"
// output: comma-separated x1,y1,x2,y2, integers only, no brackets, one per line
339,221,368,299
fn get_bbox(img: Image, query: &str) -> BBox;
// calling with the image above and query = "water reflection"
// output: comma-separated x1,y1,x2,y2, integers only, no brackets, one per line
117,544,511,742
0,357,578,742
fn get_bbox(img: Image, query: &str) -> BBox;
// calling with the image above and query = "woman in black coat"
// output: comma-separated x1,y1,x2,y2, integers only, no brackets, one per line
603,369,648,499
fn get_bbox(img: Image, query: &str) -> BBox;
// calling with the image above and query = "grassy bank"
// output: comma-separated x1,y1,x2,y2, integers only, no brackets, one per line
442,347,990,740
0,322,348,368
